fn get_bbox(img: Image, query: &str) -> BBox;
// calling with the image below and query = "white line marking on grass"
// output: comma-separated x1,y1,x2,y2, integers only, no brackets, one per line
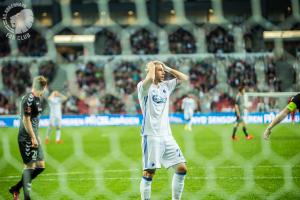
0,176,299,182
1,165,299,180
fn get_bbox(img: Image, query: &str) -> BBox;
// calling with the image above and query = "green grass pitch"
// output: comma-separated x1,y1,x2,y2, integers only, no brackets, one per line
0,124,300,200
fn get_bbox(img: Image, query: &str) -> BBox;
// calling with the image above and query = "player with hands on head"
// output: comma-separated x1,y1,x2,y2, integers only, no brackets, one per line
45,90,68,144
137,60,189,200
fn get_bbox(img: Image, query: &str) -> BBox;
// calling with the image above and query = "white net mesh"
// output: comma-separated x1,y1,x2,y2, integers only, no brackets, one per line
0,0,300,199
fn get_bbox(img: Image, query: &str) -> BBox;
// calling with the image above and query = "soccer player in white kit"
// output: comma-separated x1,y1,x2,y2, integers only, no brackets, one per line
137,60,189,200
45,91,67,144
181,95,196,131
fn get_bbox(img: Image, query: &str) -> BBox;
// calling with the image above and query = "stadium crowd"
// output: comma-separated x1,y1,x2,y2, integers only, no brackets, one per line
168,28,197,54
76,61,106,96
227,60,257,90
95,29,122,55
189,61,217,92
206,26,234,53
130,28,158,54
0,55,297,115
38,61,58,85
17,30,47,57
113,61,142,95
0,32,10,57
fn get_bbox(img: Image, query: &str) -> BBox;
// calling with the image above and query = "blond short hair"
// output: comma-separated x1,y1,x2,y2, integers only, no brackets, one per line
32,76,48,91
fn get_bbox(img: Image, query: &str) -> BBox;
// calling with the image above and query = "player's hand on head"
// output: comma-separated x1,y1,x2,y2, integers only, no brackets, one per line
145,61,155,72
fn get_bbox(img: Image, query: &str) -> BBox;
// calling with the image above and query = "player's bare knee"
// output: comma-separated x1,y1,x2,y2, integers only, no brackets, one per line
175,163,187,174
143,169,155,178
36,160,45,168
25,162,36,169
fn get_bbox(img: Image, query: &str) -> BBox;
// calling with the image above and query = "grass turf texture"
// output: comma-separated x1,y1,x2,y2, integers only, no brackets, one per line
0,124,300,200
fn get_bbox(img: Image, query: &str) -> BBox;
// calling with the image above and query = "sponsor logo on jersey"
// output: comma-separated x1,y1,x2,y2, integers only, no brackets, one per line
152,95,167,104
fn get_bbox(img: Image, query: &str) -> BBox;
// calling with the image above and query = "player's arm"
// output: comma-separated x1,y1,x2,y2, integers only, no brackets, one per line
23,115,38,148
164,65,189,84
266,108,290,131
142,61,156,92
263,99,298,139
235,104,240,118
58,92,68,102
48,91,55,100
263,107,290,140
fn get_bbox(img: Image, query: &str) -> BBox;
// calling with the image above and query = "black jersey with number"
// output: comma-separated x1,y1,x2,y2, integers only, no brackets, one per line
291,93,300,109
18,93,42,141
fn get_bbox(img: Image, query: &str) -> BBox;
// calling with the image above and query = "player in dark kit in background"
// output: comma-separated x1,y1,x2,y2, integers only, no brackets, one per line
9,76,48,200
263,93,300,140
231,86,253,141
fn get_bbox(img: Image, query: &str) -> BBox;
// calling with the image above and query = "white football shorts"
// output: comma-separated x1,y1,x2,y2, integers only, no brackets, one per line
184,110,194,121
141,135,186,170
50,115,62,127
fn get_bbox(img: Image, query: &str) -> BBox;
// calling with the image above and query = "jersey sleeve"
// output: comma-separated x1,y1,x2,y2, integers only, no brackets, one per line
22,94,34,116
137,81,148,98
287,93,300,112
166,78,178,93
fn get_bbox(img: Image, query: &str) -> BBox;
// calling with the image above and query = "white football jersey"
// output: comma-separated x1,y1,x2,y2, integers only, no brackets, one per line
182,97,196,113
137,79,177,136
49,96,63,118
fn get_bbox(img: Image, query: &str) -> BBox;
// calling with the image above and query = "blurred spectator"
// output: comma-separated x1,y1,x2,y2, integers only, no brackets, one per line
189,61,217,92
114,61,141,95
76,61,105,96
56,46,83,62
243,25,274,52
17,30,47,57
1,61,32,96
211,92,235,112
0,32,10,57
64,95,79,114
102,94,125,114
169,28,196,54
283,23,300,56
264,58,281,92
227,60,257,89
0,93,13,114
206,26,234,53
38,61,58,84
130,28,158,54
95,29,122,55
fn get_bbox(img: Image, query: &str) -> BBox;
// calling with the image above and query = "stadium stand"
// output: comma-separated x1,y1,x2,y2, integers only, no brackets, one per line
1,0,300,199
0,31,10,57
130,28,158,54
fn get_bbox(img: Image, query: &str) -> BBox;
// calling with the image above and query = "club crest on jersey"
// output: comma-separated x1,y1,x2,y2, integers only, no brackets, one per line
152,95,167,104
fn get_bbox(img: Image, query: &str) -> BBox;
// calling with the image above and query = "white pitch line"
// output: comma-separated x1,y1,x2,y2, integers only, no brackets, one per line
1,164,299,179
0,176,300,182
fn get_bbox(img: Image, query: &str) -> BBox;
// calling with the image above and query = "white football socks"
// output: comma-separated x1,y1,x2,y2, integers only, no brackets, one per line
56,129,61,141
140,176,152,200
172,172,186,200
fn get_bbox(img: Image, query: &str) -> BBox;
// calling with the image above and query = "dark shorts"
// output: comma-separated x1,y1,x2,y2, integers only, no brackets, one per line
235,114,245,123
18,139,44,164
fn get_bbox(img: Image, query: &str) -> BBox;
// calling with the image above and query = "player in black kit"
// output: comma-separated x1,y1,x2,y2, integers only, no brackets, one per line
263,93,300,140
9,76,47,200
